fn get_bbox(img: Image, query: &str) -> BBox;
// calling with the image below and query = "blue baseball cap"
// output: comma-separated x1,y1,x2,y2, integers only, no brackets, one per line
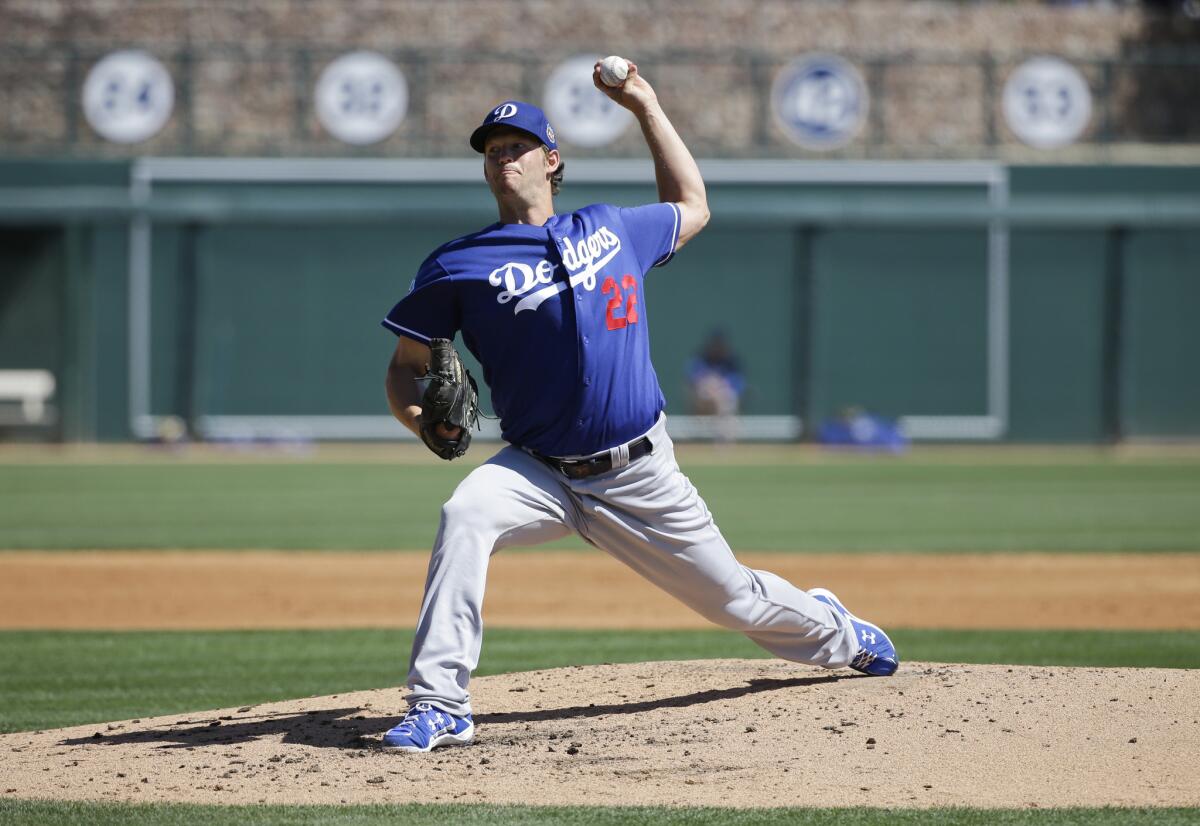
469,100,558,153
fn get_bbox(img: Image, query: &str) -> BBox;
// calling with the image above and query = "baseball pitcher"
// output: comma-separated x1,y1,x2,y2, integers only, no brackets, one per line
379,58,899,753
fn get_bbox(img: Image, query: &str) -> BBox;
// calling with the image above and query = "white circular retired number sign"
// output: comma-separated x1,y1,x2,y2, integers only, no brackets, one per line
543,54,632,149
772,54,868,150
315,51,408,145
82,50,175,144
1003,57,1092,149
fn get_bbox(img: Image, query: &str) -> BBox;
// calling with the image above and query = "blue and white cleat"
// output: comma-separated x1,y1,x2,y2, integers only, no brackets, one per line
381,702,475,752
809,587,900,677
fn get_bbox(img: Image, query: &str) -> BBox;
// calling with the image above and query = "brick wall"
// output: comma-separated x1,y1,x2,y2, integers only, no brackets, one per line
0,0,1195,158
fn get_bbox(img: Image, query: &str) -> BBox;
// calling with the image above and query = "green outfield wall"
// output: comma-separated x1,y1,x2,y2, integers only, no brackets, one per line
0,160,1197,443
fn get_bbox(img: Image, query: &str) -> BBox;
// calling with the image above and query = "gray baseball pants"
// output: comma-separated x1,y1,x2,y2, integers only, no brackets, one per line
406,414,859,716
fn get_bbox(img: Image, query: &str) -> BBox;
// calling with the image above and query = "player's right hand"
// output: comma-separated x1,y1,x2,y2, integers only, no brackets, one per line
592,60,658,114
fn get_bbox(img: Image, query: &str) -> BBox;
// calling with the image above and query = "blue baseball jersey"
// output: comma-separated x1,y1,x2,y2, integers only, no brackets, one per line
383,202,681,457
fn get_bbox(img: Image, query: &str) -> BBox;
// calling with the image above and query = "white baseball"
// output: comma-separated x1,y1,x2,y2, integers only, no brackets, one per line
599,55,629,88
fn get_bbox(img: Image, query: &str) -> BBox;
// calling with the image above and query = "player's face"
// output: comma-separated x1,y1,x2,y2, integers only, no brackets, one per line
482,128,555,199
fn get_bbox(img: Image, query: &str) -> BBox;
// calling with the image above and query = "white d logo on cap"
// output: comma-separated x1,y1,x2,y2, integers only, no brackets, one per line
494,103,518,119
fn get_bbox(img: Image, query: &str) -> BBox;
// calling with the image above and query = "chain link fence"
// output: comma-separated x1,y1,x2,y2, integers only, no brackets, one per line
2,44,1199,159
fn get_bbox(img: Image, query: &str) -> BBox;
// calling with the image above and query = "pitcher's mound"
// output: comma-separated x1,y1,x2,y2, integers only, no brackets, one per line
2,659,1197,809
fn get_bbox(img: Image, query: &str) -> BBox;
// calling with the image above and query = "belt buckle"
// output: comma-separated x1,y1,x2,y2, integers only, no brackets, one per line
566,455,610,480
562,460,589,480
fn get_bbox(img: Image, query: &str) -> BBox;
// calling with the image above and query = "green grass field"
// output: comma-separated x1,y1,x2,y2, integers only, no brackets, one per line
3,627,1198,734
2,452,1199,551
2,628,1198,824
3,448,1197,824
2,800,1197,826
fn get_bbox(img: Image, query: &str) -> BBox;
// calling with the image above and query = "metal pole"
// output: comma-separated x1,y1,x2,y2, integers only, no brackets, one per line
1101,227,1126,442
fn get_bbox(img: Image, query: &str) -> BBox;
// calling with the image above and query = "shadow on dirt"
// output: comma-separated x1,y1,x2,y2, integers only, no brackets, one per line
476,673,851,725
58,673,850,750
59,707,393,751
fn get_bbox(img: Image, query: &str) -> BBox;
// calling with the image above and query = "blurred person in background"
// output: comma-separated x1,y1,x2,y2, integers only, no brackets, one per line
686,329,745,442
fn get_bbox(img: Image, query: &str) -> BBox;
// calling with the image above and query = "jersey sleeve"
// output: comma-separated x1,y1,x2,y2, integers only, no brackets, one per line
380,255,459,343
617,202,682,273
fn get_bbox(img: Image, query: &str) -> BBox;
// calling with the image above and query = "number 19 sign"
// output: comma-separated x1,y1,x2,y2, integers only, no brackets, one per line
315,51,408,145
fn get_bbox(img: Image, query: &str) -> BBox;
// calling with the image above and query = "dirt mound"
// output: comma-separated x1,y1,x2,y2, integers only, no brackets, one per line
3,660,1197,809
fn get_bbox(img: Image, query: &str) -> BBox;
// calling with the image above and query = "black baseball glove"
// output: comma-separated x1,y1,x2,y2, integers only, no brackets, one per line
418,338,480,460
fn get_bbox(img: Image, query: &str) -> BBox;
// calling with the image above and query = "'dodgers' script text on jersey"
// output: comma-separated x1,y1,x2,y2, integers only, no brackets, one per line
383,202,681,456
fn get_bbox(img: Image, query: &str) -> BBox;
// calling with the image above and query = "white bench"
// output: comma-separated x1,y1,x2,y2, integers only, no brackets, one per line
0,370,56,424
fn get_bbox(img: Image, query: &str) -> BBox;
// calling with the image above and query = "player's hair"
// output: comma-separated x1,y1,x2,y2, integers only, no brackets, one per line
543,146,564,196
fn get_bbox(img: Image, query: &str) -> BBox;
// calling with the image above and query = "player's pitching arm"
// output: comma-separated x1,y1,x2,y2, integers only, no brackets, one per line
385,336,462,441
593,59,710,250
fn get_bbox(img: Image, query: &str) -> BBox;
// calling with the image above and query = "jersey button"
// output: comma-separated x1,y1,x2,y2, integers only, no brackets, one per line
584,378,591,386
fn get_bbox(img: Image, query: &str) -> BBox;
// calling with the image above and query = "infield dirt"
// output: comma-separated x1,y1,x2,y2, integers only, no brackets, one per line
2,659,1197,809
1,550,1197,630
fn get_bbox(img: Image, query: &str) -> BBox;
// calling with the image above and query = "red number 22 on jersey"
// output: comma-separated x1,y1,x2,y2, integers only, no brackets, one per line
602,275,639,331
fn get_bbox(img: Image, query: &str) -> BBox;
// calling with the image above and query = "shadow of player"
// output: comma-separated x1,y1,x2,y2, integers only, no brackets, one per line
58,673,850,749
475,673,851,725
59,707,391,751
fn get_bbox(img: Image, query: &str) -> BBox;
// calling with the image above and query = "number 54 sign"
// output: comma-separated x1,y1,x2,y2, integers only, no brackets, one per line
82,50,174,144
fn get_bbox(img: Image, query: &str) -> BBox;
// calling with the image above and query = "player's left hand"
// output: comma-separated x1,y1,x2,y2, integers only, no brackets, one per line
592,60,658,115
435,422,463,440
418,339,479,461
